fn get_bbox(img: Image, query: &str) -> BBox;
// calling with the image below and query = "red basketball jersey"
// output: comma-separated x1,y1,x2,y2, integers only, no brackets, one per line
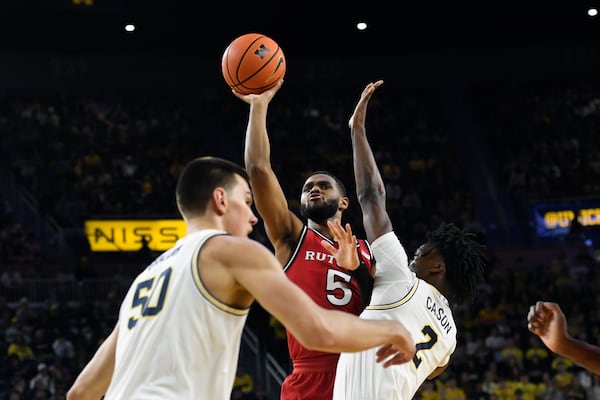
283,225,374,369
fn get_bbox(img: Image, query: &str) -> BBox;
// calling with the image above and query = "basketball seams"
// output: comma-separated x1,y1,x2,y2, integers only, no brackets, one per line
221,33,286,95
233,35,265,86
237,47,282,93
222,33,265,94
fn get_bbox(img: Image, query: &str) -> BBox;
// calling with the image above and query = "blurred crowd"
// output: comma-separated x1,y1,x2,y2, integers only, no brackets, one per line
471,76,600,224
0,81,483,257
1,72,599,399
2,247,599,399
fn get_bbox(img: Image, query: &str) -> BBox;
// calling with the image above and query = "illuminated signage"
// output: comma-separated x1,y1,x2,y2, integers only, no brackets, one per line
542,209,600,229
531,200,600,238
84,219,186,252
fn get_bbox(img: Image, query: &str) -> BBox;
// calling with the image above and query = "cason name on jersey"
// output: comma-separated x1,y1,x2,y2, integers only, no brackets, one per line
426,296,453,335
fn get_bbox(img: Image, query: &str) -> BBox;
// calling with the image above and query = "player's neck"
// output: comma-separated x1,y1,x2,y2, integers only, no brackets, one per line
184,216,224,235
307,220,332,241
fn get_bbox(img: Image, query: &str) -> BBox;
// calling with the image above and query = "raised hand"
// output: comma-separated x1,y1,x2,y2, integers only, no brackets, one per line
527,301,568,352
230,79,284,105
321,219,360,271
348,80,383,130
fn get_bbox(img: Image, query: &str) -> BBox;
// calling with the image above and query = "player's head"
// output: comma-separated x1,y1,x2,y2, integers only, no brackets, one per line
176,156,257,235
299,171,349,223
409,223,486,306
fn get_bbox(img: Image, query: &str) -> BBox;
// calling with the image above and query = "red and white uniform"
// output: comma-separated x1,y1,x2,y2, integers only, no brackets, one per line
280,225,373,400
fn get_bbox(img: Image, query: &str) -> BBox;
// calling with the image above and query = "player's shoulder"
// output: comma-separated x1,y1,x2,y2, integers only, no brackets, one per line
205,233,263,250
199,235,275,278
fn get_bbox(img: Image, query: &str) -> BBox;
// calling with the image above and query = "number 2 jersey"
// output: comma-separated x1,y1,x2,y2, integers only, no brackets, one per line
105,229,249,400
332,231,457,400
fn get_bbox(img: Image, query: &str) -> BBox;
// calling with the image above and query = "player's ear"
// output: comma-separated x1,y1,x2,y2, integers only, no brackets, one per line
212,187,227,215
431,261,446,274
339,196,350,211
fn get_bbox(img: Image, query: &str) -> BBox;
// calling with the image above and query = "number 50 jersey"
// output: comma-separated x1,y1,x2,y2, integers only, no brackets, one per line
333,231,457,400
105,229,249,400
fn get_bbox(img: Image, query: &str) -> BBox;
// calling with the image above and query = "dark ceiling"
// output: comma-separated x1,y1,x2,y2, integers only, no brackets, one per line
0,0,598,57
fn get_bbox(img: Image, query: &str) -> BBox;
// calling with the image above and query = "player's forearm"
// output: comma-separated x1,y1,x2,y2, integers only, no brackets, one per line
244,102,272,171
336,317,414,357
351,127,384,202
301,310,413,355
350,318,413,355
67,358,112,400
554,336,600,374
67,327,117,400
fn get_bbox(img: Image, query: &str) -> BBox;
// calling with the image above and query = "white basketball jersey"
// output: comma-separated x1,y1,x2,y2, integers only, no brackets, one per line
104,229,250,400
333,232,456,400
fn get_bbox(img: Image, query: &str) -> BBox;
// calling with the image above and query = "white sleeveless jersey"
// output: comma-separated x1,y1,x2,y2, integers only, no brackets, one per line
104,229,250,400
333,232,456,400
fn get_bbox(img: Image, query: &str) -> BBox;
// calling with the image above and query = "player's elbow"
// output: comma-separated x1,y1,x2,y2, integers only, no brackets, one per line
357,185,386,206
66,384,103,400
66,387,84,400
244,159,271,177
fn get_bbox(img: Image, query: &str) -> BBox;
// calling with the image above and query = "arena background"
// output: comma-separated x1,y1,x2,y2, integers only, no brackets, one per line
1,1,600,399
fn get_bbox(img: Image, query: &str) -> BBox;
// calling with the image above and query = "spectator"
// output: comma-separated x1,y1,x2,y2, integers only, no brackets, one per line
28,363,56,397
587,374,600,400
442,376,467,400
51,333,75,361
485,327,506,362
418,380,441,400
30,329,52,361
7,332,33,361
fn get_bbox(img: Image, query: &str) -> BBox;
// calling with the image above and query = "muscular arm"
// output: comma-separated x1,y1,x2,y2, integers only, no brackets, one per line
349,80,393,243
67,323,118,400
216,233,415,363
233,81,303,255
528,301,600,374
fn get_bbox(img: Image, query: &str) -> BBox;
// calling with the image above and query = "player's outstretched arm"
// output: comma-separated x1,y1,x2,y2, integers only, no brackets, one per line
67,323,118,400
349,80,393,243
232,81,303,252
528,301,600,374
225,235,415,362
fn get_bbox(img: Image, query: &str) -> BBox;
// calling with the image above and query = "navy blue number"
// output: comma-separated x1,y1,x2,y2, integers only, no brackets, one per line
128,268,172,329
412,325,438,368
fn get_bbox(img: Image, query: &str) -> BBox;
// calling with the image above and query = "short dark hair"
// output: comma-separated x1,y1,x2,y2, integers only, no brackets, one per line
176,156,249,217
311,170,347,196
427,223,487,306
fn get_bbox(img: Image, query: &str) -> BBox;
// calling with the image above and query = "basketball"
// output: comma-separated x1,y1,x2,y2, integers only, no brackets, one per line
221,33,286,95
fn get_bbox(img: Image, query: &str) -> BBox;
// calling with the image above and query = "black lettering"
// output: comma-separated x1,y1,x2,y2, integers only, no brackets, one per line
133,227,152,244
160,227,179,243
94,227,114,243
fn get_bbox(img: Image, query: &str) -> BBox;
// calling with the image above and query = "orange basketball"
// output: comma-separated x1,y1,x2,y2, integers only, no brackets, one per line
221,33,286,95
